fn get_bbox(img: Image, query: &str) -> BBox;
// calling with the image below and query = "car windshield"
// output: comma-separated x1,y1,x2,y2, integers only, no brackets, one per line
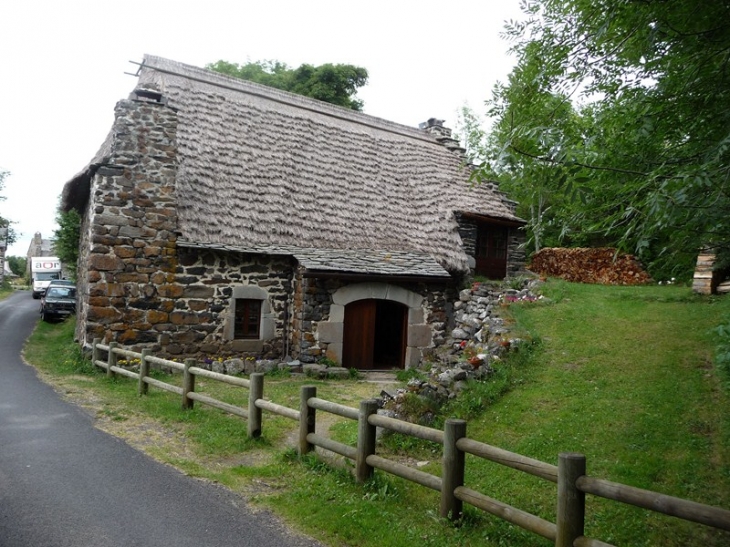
48,281,74,288
36,272,61,281
46,287,75,298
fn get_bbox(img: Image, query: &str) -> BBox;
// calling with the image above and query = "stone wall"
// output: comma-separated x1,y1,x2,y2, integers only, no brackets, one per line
84,236,294,359
74,191,93,344
506,227,527,277
293,274,456,366
379,280,541,421
169,248,293,358
455,213,477,259
290,270,337,362
77,95,180,352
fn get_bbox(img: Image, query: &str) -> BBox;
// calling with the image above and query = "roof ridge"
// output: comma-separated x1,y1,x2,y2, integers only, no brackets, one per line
140,54,440,145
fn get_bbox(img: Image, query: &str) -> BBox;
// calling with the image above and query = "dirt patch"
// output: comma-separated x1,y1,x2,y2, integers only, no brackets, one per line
33,367,400,478
41,372,200,468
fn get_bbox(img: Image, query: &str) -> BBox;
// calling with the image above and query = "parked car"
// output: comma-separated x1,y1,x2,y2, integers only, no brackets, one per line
40,285,77,322
44,279,75,292
41,280,76,312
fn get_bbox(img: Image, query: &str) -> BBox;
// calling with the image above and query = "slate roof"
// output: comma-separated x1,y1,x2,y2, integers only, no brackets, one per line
63,54,524,275
177,240,451,279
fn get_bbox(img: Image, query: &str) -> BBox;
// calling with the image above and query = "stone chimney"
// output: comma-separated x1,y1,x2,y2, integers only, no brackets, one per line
419,118,466,158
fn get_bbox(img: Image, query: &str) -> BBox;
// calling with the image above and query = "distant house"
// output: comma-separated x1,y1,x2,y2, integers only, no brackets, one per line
24,232,55,277
61,55,525,369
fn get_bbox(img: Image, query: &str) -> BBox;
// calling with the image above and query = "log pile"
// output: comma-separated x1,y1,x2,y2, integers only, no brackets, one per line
692,250,716,294
528,247,652,285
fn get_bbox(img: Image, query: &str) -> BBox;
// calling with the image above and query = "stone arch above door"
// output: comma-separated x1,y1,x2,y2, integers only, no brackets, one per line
316,282,432,368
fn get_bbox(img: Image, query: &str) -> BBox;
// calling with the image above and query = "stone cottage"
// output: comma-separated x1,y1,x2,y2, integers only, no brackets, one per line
61,54,525,369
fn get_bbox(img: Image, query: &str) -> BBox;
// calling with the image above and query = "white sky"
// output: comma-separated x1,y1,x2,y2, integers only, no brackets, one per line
0,0,524,257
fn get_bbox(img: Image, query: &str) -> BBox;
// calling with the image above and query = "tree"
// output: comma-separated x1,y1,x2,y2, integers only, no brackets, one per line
473,0,730,280
53,209,80,278
464,45,589,255
207,59,368,111
0,170,17,247
7,256,26,277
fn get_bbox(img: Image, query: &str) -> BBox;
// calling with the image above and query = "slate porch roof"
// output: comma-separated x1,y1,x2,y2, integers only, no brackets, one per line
177,240,451,279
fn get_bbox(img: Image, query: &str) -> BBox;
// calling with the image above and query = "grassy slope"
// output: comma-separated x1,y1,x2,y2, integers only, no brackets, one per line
472,281,730,546
20,281,730,546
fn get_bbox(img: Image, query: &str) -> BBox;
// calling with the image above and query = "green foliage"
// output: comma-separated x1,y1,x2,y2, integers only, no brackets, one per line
264,366,291,378
207,59,368,111
6,256,26,277
714,317,730,385
467,0,730,280
394,367,427,383
399,391,441,423
506,275,531,291
53,208,81,277
26,317,96,375
442,343,540,422
0,170,17,246
57,341,97,375
361,473,400,503
318,356,338,367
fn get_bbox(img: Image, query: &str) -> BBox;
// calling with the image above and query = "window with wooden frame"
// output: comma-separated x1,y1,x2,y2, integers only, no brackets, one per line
234,299,262,339
476,225,508,259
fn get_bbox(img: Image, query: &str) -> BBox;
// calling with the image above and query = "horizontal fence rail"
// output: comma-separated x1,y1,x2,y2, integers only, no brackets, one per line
88,340,730,546
307,397,359,420
454,485,558,541
577,475,730,533
188,366,251,388
456,437,558,483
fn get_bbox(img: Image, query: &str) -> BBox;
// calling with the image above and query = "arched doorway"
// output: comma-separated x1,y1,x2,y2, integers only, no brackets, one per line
342,299,407,369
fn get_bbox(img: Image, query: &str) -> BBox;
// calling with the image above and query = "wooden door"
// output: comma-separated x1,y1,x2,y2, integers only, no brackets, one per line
475,225,508,279
342,299,376,369
342,299,407,369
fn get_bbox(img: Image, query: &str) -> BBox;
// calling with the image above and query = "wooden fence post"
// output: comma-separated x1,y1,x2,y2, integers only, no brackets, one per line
138,348,150,396
556,452,586,547
107,342,118,378
248,373,264,438
356,399,379,483
299,385,317,456
182,358,196,410
92,338,100,369
440,419,467,520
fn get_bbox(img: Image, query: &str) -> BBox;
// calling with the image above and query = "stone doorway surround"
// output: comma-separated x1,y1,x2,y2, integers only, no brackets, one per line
316,282,432,369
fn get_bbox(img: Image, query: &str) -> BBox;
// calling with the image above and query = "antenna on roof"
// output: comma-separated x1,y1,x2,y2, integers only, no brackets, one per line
124,59,146,77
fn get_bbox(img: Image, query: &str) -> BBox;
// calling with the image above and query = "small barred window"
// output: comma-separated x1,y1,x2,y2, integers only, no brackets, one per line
234,299,262,339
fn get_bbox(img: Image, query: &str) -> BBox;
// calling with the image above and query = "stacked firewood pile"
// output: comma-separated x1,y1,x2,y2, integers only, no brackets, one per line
529,247,652,285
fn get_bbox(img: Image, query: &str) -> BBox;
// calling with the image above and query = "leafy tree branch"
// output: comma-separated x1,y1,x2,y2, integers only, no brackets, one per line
207,59,368,111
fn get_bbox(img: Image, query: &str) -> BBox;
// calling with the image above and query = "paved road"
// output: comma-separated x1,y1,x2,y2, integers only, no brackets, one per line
0,291,322,547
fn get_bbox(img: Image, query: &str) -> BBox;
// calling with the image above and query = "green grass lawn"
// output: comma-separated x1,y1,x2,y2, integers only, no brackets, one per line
461,282,730,546
0,284,14,299
23,280,730,546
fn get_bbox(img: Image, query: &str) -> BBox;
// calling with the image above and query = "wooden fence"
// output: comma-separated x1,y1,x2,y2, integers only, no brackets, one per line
91,339,730,546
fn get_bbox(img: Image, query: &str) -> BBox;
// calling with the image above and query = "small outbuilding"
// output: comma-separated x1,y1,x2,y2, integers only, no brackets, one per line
61,55,525,369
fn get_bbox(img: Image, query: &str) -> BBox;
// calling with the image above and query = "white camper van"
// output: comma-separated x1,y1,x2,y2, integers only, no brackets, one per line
31,257,62,299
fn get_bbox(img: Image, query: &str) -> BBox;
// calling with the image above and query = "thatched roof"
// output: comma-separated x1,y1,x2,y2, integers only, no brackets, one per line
64,54,524,275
